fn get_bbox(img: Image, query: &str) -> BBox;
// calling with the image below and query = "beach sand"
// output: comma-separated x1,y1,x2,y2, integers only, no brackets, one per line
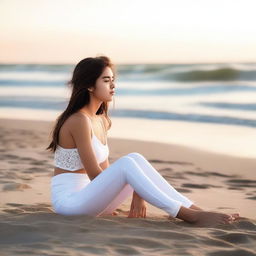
0,118,255,255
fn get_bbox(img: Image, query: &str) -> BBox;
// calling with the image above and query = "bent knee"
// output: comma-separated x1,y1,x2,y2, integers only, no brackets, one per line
116,155,135,164
127,152,144,159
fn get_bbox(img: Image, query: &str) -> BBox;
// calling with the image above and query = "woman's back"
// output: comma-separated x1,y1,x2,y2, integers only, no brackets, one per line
54,112,109,173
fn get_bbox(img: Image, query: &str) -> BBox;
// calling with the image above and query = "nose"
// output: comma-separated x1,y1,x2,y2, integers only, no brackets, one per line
111,81,115,88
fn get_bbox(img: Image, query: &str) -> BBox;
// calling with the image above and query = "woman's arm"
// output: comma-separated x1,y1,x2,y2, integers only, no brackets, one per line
69,114,103,181
100,157,110,170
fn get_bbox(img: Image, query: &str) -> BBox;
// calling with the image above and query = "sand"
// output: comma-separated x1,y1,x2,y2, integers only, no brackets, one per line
0,118,255,256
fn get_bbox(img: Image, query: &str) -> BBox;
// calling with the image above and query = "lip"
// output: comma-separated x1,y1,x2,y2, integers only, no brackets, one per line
110,91,115,95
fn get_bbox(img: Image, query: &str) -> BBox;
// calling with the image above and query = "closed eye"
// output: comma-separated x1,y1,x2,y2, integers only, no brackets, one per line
104,80,115,82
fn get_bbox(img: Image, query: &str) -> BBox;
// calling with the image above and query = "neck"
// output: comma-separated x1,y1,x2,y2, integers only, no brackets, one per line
80,100,103,118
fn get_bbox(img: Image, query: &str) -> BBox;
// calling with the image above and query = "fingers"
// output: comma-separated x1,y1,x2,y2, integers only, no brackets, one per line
231,213,240,220
140,208,144,218
222,215,235,224
127,197,147,218
226,213,240,222
127,207,147,218
129,211,139,218
128,208,135,218
143,207,146,218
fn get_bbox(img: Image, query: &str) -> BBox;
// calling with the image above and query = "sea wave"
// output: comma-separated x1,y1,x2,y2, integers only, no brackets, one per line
1,63,256,82
118,66,256,82
109,109,256,128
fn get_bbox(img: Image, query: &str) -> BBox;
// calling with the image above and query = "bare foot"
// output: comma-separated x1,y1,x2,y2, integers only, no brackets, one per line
189,205,240,221
99,210,119,217
111,210,119,216
189,204,203,211
192,211,239,226
230,213,240,221
176,206,239,227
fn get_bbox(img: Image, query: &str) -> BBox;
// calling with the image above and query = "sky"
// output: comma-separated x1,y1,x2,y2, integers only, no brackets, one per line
1,0,256,64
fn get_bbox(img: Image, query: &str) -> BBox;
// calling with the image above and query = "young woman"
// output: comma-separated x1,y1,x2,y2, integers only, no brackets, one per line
47,56,239,226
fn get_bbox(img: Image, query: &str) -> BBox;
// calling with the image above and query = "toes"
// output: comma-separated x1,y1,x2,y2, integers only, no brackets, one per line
231,213,240,220
223,216,233,223
222,219,232,224
220,219,230,224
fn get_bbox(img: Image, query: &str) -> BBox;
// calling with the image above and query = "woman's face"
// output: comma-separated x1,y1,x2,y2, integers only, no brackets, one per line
91,66,115,102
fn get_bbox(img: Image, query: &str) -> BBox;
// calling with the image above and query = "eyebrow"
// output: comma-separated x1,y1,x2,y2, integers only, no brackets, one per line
102,76,115,79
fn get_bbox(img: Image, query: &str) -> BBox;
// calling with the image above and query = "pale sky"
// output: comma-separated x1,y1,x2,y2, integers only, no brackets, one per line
1,0,256,64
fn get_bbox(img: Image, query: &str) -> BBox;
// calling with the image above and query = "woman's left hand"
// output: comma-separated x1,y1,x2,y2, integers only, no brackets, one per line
128,193,147,218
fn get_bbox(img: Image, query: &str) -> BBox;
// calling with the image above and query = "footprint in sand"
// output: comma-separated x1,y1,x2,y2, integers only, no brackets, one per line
228,186,245,191
184,171,209,177
181,183,222,189
207,172,238,178
149,159,194,166
225,179,256,188
25,167,49,174
2,183,32,191
176,188,192,193
20,157,35,161
4,203,53,214
4,154,18,160
246,196,256,200
159,167,173,172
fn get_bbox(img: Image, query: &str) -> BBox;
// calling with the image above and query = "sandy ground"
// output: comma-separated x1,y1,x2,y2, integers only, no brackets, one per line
0,118,255,256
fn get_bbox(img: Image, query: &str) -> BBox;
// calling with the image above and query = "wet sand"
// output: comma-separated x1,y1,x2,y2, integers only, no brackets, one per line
0,118,255,256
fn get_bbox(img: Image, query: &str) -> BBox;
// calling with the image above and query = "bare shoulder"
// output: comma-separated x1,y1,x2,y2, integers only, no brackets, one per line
62,112,103,179
65,112,91,134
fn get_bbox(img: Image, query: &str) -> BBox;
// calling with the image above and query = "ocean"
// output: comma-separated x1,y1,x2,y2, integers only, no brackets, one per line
0,62,255,158
0,62,255,128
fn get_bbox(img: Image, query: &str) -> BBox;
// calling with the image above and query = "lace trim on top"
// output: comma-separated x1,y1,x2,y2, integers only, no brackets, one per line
54,146,84,171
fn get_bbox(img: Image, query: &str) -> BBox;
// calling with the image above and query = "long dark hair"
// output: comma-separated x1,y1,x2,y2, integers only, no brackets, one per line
46,55,115,152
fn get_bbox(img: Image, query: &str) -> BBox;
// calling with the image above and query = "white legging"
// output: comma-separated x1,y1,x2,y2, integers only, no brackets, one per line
51,152,194,218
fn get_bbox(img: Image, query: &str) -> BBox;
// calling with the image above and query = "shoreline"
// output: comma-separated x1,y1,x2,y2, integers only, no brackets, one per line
1,114,256,159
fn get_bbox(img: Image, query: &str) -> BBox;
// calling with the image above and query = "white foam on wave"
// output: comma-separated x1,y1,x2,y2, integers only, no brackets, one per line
0,86,70,97
114,92,256,121
0,71,70,81
0,86,255,121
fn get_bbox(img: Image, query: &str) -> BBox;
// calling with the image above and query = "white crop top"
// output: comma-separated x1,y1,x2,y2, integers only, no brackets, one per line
54,115,109,171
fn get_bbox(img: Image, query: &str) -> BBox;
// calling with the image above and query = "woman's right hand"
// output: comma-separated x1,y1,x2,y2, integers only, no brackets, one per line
128,193,147,218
